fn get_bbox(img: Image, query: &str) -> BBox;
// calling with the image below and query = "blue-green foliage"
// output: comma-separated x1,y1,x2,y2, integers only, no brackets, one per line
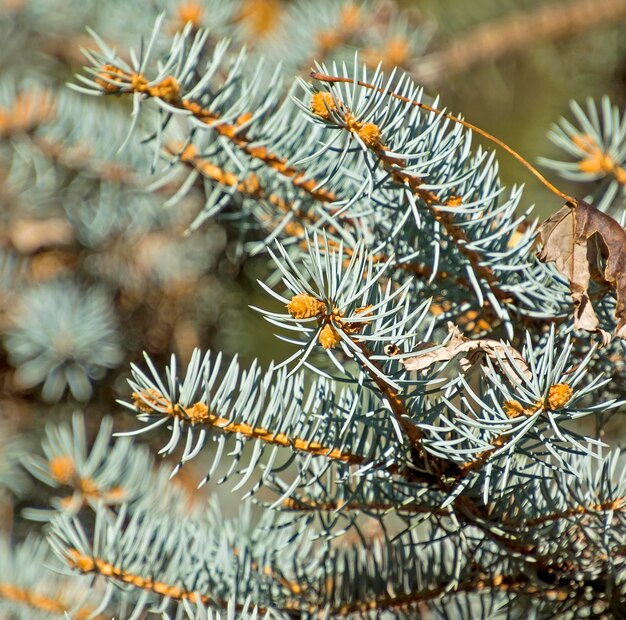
0,422,30,500
0,535,102,619
540,96,626,214
0,1,625,619
3,280,122,401
22,413,199,520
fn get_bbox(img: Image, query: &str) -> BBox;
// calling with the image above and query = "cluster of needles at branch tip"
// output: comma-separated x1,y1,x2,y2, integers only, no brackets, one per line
310,72,626,344
286,293,372,349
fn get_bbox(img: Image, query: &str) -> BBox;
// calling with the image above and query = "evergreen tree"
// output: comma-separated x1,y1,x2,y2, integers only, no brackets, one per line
1,1,626,618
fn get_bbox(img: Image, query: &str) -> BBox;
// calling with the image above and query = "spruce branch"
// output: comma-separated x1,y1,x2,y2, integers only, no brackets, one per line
22,413,202,522
167,140,335,241
0,535,107,619
7,5,625,617
414,0,626,88
120,347,417,497
298,64,569,335
49,501,321,619
63,547,233,611
280,494,445,518
129,383,364,465
540,96,626,213
79,47,337,205
309,68,572,202
73,19,569,339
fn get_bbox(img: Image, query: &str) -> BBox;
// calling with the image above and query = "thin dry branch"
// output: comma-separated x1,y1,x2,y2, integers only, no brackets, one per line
282,495,446,517
64,547,569,617
414,0,626,87
65,548,232,610
507,496,626,528
330,572,567,616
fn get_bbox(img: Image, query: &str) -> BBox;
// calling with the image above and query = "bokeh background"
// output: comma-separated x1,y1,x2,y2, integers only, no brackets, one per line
0,0,624,532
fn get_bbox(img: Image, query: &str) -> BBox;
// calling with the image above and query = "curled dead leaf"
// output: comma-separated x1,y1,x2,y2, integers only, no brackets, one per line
537,198,626,345
398,322,531,380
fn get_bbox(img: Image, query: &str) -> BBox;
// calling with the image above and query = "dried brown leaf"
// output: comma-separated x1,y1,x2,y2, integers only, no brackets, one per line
537,198,626,344
399,322,531,380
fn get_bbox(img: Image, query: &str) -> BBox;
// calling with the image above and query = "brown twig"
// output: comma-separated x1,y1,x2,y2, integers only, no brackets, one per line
0,582,102,619
96,66,337,204
66,549,231,609
310,70,571,203
414,0,626,87
132,388,364,464
504,496,626,528
329,572,567,616
64,546,571,617
282,495,447,517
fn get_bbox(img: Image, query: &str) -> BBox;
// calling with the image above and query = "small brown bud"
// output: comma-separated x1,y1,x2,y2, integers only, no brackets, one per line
318,323,341,349
95,64,127,93
384,344,401,356
186,402,210,424
546,384,573,410
287,294,326,319
503,400,526,418
357,122,382,148
310,92,337,119
49,455,75,485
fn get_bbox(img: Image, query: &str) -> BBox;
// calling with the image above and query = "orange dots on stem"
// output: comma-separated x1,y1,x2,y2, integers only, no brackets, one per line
503,400,529,418
503,383,572,419
95,64,127,93
186,402,210,424
286,294,371,349
148,76,181,104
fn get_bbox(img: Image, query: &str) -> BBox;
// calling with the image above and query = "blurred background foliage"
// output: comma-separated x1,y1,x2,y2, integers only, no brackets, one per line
417,0,626,210
0,0,624,538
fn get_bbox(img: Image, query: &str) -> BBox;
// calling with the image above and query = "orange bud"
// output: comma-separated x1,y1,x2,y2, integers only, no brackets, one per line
287,294,326,319
546,384,573,410
310,92,337,119
318,323,341,349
